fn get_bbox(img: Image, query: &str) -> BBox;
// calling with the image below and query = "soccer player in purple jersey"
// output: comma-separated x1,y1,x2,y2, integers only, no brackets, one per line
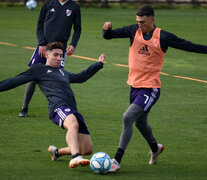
19,0,81,117
0,42,106,168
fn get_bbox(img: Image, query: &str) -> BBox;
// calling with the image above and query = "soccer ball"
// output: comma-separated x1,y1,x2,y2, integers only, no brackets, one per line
26,0,37,10
90,152,111,174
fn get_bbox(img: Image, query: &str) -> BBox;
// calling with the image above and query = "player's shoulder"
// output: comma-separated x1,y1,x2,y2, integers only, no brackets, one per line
70,0,80,6
132,24,139,31
66,0,80,9
160,29,177,40
123,24,138,35
44,0,56,4
44,0,56,8
131,24,138,28
44,0,52,5
157,26,171,35
29,64,48,74
124,24,138,32
29,63,43,70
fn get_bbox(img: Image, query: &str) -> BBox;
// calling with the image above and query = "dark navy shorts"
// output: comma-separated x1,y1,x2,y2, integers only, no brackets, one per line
28,46,65,69
130,87,160,112
49,106,90,135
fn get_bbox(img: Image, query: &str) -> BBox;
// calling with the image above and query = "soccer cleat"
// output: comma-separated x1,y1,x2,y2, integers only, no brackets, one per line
18,108,28,118
108,159,120,173
69,156,90,168
149,144,165,165
48,145,60,161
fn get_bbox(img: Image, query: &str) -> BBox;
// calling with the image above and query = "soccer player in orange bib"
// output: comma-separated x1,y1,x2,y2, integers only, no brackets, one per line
102,5,207,172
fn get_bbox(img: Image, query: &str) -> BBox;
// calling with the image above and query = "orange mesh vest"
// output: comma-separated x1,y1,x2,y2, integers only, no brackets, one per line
127,27,165,88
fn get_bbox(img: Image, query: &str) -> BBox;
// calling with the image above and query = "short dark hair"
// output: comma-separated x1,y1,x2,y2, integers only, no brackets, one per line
46,42,63,52
136,5,154,17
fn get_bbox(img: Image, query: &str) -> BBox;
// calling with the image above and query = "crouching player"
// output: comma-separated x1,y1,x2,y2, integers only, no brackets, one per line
0,42,106,168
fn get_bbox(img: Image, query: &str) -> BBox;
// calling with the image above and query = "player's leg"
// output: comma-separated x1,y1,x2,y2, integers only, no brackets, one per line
63,114,79,154
135,112,156,150
19,46,47,117
135,112,158,152
18,81,36,117
48,106,90,167
78,133,93,155
110,88,163,172
134,88,164,164
57,133,93,156
47,114,76,161
63,114,90,168
135,113,164,164
109,103,144,172
48,134,92,162
116,104,145,159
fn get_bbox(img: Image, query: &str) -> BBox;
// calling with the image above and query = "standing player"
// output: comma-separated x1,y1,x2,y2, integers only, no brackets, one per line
102,5,207,172
19,0,81,117
0,42,106,168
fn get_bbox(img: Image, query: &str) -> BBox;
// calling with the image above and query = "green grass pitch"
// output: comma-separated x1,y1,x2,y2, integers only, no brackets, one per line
0,6,207,180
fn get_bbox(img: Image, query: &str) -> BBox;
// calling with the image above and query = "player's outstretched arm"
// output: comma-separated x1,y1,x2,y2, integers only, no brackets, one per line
0,73,32,92
0,64,43,92
69,54,105,83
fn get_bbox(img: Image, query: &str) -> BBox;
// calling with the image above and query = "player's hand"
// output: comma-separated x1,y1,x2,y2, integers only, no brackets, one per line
103,22,112,31
39,46,46,57
98,54,106,64
66,45,75,56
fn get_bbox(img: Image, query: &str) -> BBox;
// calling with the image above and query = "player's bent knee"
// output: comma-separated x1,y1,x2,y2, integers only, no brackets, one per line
78,134,93,155
70,121,79,130
135,113,148,129
80,144,93,155
122,113,132,127
135,121,143,129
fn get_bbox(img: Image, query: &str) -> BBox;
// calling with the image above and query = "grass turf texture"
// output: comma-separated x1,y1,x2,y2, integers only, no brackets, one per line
0,7,207,180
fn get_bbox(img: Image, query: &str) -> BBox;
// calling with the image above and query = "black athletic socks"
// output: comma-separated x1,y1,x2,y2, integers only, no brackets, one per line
55,149,60,157
114,140,158,163
114,148,125,164
72,153,81,159
149,139,158,153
